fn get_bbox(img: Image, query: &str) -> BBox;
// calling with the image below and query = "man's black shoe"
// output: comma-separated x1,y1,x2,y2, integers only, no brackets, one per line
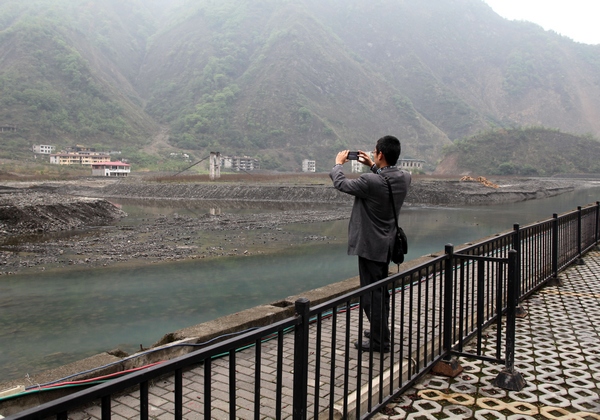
354,340,390,353
364,330,370,338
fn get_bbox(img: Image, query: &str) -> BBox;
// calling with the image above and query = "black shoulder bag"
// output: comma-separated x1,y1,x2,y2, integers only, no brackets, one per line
384,176,408,265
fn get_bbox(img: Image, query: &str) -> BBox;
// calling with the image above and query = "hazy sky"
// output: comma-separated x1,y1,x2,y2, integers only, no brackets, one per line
483,0,600,45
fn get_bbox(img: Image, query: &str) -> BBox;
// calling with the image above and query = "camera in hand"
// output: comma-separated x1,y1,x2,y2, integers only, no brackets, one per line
348,151,359,160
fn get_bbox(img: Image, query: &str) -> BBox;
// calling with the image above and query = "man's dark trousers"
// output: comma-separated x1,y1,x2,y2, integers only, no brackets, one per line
358,256,391,348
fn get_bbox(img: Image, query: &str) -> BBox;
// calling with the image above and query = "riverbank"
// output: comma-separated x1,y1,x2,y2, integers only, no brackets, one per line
0,175,586,275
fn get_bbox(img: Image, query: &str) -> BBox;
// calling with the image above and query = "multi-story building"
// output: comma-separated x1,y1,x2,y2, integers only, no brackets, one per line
302,159,316,172
349,156,425,173
398,159,425,173
221,156,259,172
32,145,56,154
50,152,112,166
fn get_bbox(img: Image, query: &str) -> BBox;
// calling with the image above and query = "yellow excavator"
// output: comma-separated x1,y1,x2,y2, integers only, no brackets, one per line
459,176,499,189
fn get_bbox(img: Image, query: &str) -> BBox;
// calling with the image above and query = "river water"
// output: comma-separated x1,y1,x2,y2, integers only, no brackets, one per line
1,186,599,382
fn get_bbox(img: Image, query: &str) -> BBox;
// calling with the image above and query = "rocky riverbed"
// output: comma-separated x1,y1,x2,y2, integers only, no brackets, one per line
0,175,584,275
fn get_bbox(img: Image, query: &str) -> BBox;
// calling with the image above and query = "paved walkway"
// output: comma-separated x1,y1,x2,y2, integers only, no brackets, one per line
375,250,600,419
20,251,600,419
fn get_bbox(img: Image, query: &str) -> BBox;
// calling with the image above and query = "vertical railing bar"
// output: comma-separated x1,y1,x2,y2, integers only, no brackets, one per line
552,214,559,280
495,264,503,361
254,338,262,420
577,206,583,259
534,224,538,284
453,256,459,346
378,286,385,401
408,277,414,377
484,243,496,317
368,290,374,411
356,299,363,420
536,225,539,285
140,380,149,420
389,279,397,395
458,259,465,352
470,247,477,336
101,395,111,420
552,219,567,270
343,301,351,418
293,298,310,420
531,225,536,289
424,267,430,366
476,260,485,356
276,331,283,420
530,225,535,285
544,222,549,282
545,224,547,273
229,351,236,419
175,368,183,420
594,201,600,245
443,245,454,361
329,309,337,420
429,266,436,361
505,250,518,372
480,245,486,322
530,226,535,288
478,242,482,333
541,223,544,283
416,271,422,371
313,314,322,420
399,274,406,388
438,265,443,356
512,226,521,304
526,226,532,292
204,358,212,420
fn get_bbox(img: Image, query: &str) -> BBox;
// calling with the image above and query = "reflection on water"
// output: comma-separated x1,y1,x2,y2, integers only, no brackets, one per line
1,187,599,381
0,241,352,380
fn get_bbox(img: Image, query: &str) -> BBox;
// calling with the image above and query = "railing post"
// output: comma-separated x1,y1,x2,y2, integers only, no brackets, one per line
596,202,600,250
492,250,526,391
443,244,454,360
432,244,463,377
576,206,585,265
548,213,562,286
293,297,310,420
512,224,527,317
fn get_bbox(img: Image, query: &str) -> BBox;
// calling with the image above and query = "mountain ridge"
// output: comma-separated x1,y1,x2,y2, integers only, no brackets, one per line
1,0,599,172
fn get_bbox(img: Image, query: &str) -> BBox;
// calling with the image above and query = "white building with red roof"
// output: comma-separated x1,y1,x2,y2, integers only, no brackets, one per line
91,161,131,177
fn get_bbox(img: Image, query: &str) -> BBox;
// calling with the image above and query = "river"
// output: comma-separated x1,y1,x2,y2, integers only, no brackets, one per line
1,187,599,382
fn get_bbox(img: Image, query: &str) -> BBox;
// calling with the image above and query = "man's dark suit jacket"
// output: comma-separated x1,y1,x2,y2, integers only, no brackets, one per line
330,165,411,263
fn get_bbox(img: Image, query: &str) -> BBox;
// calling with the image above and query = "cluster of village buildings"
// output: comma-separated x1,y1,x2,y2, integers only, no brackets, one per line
32,145,424,176
33,144,131,177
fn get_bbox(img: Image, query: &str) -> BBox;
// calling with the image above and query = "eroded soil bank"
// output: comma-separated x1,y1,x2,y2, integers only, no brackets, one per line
0,176,582,275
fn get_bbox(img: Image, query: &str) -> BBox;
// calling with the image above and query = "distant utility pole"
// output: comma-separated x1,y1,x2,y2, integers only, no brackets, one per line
209,151,221,180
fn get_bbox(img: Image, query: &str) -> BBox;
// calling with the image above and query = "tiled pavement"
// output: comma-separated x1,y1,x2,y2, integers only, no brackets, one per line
23,251,600,419
374,250,600,420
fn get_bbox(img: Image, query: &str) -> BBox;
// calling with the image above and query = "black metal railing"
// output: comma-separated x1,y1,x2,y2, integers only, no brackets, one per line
3,201,599,420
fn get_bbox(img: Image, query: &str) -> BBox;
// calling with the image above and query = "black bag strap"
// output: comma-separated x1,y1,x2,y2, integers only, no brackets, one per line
384,176,403,269
383,176,399,231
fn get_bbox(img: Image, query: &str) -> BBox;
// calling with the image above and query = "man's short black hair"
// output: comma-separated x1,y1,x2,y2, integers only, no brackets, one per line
376,135,401,166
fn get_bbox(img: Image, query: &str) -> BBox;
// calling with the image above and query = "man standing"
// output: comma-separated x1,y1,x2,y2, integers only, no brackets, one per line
330,135,411,353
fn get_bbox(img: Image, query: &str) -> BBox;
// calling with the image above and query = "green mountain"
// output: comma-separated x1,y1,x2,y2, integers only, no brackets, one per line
1,0,600,171
436,127,600,176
